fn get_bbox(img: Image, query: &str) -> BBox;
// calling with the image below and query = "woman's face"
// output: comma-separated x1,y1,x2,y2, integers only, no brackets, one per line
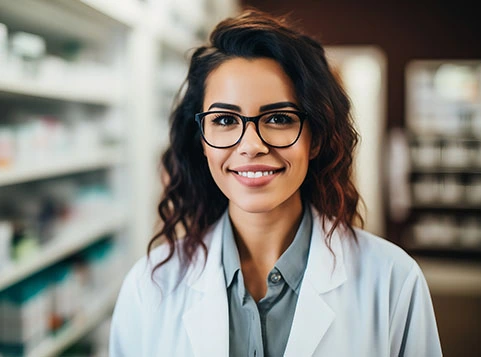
202,57,315,215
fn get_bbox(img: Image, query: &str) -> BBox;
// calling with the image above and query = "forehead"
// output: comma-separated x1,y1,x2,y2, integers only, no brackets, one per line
203,57,297,111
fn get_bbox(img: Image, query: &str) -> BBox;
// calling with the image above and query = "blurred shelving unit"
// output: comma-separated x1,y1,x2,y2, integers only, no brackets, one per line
0,149,123,187
0,209,127,291
0,77,121,105
0,0,239,355
25,276,123,357
396,59,481,296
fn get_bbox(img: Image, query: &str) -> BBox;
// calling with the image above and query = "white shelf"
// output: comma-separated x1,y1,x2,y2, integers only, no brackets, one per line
0,209,127,291
0,1,106,45
0,149,125,187
0,0,142,42
27,277,122,357
0,76,122,105
416,257,481,296
74,0,143,27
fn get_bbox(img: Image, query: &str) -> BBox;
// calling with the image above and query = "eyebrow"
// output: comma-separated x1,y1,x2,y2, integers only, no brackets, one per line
259,102,300,112
208,102,241,111
208,101,300,112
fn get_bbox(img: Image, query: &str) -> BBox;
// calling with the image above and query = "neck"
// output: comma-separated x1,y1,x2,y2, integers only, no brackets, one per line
228,193,305,301
228,194,304,268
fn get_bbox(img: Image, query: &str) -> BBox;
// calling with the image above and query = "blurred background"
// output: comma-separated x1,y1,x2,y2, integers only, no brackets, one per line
0,0,479,356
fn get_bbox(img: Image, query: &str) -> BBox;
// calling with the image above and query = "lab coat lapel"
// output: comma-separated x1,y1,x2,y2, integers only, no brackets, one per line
182,218,229,357
284,212,347,357
284,279,335,357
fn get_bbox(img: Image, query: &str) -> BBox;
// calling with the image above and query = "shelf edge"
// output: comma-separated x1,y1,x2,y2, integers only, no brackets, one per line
27,276,123,357
0,210,127,291
0,149,124,187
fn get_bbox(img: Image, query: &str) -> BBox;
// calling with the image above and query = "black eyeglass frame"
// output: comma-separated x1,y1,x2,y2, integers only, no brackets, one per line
194,110,308,149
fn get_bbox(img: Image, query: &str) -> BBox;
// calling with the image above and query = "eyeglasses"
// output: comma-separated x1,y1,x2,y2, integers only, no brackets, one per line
195,110,307,149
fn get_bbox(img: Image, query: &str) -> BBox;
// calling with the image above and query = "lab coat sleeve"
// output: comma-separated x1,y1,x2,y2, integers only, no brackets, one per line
389,262,443,356
109,263,146,357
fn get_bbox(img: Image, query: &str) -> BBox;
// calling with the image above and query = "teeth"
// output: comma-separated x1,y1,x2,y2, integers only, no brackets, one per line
237,171,275,178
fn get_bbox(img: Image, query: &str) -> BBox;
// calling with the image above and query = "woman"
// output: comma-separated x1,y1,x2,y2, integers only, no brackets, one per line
110,9,442,357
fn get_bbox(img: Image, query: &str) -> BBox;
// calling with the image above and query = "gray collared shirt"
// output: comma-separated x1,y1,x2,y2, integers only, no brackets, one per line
222,206,312,357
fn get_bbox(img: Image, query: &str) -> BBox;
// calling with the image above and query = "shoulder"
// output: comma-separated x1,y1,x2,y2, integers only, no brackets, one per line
310,210,418,278
119,221,221,301
351,228,416,270
340,226,426,294
120,242,190,302
115,247,166,307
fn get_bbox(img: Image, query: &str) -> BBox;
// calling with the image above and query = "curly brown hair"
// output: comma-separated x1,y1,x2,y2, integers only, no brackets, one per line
148,9,364,278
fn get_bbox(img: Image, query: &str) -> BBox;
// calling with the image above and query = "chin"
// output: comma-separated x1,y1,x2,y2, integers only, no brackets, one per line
229,198,281,214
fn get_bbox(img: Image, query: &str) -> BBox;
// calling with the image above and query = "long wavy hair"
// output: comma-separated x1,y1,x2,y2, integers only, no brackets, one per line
148,9,363,276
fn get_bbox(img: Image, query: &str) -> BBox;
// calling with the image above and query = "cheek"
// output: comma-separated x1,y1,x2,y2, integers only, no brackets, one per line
204,147,228,178
297,132,314,163
294,152,311,178
292,138,313,178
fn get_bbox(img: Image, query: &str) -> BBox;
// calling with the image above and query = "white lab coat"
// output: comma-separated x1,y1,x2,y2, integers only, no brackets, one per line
109,209,442,357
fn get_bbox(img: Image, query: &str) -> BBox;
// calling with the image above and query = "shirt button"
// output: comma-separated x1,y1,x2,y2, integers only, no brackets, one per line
269,272,282,284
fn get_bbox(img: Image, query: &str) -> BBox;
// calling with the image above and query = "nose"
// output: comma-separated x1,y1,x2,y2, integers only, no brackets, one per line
236,122,269,157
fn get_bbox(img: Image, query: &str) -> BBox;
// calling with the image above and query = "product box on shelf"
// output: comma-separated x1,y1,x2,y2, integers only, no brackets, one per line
0,274,50,356
0,221,13,271
0,236,122,357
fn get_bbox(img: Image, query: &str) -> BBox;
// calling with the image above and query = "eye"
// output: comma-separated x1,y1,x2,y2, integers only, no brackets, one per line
265,113,296,125
211,114,240,126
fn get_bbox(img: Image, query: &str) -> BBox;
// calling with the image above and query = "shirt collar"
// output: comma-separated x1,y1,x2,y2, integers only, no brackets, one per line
221,211,241,289
275,205,312,293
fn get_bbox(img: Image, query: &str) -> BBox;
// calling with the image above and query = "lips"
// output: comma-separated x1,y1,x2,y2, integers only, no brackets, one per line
229,165,284,187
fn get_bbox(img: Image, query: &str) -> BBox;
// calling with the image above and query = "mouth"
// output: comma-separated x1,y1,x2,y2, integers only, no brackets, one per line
233,168,284,178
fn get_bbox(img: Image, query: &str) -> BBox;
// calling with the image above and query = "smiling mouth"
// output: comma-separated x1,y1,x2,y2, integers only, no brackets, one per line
234,169,283,178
